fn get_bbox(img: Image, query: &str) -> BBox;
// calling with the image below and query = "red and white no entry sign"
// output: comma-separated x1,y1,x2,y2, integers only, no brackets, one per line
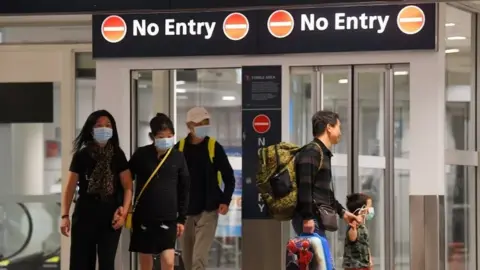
253,114,271,134
101,15,127,43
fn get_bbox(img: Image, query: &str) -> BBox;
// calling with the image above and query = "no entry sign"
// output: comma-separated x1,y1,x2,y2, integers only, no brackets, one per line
252,114,271,134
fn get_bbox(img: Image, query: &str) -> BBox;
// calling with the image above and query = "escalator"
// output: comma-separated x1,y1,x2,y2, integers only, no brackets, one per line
0,202,60,270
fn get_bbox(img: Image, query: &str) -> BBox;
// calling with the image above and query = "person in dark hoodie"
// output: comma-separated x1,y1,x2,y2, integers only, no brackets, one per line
129,113,190,270
175,106,235,270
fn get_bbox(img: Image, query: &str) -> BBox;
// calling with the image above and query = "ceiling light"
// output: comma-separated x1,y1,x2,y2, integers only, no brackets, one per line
176,80,186,85
447,36,466,40
394,71,409,76
177,95,188,100
176,88,186,93
338,79,348,84
445,48,460,54
222,96,236,101
445,23,455,27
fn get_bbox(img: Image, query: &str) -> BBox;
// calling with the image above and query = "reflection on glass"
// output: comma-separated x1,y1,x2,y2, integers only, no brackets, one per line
290,73,312,146
322,70,349,155
135,68,242,269
357,69,385,270
176,68,242,269
445,165,474,270
359,168,384,270
445,6,473,151
393,66,410,270
0,202,61,268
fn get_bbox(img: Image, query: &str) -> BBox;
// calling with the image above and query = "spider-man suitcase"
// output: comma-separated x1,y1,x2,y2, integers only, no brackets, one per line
286,233,335,270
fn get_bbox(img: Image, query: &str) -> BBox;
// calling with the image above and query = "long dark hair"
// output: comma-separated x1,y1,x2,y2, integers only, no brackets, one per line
73,110,120,153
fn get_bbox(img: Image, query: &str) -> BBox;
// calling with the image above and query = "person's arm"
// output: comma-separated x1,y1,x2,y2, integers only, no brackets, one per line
177,153,190,224
296,148,319,220
117,149,133,213
347,223,358,242
335,198,346,216
214,142,235,205
61,152,82,217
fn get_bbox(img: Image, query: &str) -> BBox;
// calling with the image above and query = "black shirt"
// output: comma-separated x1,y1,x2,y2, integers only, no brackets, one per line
69,146,129,204
296,138,345,220
129,145,190,224
174,135,235,216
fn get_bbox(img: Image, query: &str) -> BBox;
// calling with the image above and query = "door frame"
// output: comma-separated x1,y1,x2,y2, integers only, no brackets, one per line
96,49,445,270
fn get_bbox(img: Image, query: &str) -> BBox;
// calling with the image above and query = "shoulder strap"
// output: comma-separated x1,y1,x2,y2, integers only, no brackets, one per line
207,137,216,163
132,148,172,213
310,141,335,205
179,139,186,152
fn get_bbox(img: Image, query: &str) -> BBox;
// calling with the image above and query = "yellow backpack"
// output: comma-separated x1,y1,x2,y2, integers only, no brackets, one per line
178,137,223,187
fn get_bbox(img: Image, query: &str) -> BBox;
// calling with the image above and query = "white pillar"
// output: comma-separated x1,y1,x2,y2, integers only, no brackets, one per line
11,123,44,195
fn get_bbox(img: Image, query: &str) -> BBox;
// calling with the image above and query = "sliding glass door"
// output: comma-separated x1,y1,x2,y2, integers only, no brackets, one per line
289,64,410,270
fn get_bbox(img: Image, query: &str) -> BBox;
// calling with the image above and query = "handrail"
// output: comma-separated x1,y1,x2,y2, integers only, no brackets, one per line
1,203,34,261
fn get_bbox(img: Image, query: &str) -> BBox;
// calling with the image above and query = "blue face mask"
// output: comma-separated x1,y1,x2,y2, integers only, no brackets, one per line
155,137,175,150
93,127,113,144
194,125,210,138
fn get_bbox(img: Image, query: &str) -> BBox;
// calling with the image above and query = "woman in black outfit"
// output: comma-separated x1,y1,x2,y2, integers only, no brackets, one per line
60,110,133,270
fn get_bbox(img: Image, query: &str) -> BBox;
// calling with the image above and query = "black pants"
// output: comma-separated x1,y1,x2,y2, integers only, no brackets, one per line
70,199,122,270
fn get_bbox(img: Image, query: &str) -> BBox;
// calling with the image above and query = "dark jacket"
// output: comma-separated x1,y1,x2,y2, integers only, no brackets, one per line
295,138,345,220
174,135,235,215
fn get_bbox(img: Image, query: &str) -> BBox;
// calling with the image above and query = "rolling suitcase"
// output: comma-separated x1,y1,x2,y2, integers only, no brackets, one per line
285,233,334,270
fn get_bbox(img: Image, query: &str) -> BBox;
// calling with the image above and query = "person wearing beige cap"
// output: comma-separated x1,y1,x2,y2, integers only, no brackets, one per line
175,106,235,270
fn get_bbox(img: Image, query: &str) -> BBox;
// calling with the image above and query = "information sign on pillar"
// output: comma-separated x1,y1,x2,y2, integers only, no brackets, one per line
241,65,282,219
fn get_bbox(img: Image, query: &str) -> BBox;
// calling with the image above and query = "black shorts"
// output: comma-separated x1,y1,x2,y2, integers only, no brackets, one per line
129,219,177,254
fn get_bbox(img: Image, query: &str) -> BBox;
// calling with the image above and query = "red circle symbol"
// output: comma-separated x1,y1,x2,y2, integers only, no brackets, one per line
101,15,127,43
253,114,271,134
223,12,250,41
397,5,425,35
268,10,295,39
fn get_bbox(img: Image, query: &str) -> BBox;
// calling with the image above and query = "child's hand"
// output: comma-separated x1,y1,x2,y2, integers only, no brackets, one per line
350,220,358,229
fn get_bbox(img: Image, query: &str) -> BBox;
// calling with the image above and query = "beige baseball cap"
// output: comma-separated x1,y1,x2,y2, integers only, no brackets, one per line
186,107,210,123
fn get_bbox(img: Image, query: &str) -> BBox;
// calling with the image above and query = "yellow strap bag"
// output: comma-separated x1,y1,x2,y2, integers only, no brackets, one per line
178,137,223,187
125,148,172,230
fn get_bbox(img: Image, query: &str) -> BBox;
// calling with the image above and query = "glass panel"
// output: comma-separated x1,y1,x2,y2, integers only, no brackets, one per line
393,65,410,270
173,68,242,269
0,201,61,269
290,69,313,146
356,67,385,270
320,67,350,267
445,6,474,150
0,25,91,44
445,165,475,270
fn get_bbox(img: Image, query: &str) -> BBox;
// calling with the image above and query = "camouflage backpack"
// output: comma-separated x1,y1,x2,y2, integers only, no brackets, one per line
256,142,304,221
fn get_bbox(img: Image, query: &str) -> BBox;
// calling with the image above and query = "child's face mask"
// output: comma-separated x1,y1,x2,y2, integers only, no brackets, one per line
356,205,375,221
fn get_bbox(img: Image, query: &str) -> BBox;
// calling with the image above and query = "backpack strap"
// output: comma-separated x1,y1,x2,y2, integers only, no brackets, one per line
179,138,186,152
208,138,223,187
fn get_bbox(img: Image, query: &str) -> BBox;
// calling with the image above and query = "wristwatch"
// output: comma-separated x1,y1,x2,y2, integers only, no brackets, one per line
61,215,69,219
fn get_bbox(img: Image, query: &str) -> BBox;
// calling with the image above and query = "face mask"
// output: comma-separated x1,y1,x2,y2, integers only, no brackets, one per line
155,137,174,150
194,125,210,138
93,127,113,144
366,207,375,220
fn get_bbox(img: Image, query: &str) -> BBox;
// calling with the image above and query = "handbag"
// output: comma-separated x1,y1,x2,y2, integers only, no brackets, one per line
125,148,172,229
311,142,338,232
153,250,185,270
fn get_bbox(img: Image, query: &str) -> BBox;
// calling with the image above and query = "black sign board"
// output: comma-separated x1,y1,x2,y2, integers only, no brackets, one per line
242,66,282,220
1,0,410,15
257,4,436,54
93,4,436,58
92,11,258,58
0,83,53,123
